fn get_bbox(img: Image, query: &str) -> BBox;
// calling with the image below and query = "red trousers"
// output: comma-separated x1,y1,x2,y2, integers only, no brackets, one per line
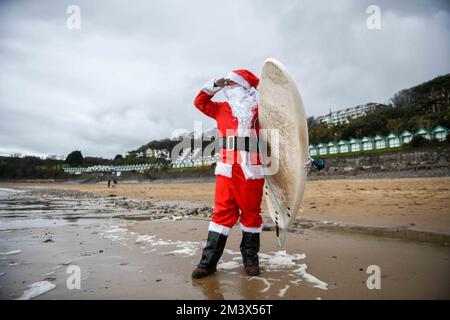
209,164,264,235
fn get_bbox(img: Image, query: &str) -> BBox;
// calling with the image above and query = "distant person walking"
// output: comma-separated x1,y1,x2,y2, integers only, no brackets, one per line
107,172,117,188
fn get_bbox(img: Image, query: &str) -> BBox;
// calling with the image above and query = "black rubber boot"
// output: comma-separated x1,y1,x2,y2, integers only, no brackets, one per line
192,231,227,279
240,231,260,276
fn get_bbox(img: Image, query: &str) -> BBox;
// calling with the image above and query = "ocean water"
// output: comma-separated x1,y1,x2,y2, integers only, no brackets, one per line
0,187,139,231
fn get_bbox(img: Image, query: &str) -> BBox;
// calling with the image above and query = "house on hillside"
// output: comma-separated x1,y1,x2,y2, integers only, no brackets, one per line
349,139,362,152
317,143,327,155
373,135,386,149
309,145,318,156
145,148,154,158
154,149,170,160
338,140,350,153
416,128,431,140
361,137,374,151
318,103,382,126
432,126,448,141
400,131,413,144
386,133,400,148
327,142,338,155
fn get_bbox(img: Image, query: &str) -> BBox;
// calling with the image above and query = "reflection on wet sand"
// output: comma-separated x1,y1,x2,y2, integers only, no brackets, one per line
192,272,271,300
192,276,225,300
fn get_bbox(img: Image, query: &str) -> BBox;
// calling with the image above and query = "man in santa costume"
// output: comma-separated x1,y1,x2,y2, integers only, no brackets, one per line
192,69,265,278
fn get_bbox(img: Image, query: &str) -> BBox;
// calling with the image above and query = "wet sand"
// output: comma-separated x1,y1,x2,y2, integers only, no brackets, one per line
0,178,449,299
1,217,449,299
12,177,450,234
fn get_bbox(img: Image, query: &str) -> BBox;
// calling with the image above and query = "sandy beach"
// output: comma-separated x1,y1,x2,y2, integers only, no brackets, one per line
0,177,449,299
18,177,450,234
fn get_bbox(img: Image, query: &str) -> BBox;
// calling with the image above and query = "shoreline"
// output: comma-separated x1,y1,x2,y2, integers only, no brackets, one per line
2,183,449,246
3,176,449,236
0,185,449,299
1,166,450,185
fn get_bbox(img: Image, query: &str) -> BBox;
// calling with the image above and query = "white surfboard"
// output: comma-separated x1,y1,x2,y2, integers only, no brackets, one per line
258,58,309,229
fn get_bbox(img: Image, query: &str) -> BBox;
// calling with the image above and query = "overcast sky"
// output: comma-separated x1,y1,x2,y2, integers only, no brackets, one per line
1,0,449,158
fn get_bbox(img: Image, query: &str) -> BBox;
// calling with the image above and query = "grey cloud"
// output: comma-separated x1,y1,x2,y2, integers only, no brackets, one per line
0,0,449,158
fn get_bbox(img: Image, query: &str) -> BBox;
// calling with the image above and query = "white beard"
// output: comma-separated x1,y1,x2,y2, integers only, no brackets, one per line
223,86,261,178
223,86,258,135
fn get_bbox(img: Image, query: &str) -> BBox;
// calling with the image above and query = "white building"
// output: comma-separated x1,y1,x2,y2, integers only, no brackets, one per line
145,148,154,158
318,103,382,126
154,149,170,160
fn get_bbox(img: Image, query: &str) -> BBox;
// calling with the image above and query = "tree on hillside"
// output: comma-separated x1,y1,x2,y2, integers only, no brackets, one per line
309,123,335,144
387,119,403,135
65,150,83,166
113,154,124,164
307,116,317,127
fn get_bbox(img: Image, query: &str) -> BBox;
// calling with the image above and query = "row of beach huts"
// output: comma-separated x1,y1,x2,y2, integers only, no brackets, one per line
309,126,448,156
63,126,448,174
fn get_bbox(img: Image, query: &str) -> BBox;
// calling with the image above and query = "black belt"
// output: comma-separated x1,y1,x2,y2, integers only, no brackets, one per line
218,136,260,152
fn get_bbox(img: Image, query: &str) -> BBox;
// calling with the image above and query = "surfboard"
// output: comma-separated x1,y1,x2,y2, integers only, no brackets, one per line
258,58,309,229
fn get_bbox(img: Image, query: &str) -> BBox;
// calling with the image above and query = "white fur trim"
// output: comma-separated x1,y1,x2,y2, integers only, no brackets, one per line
227,72,250,89
240,164,265,180
214,162,232,178
201,78,222,96
240,223,262,233
208,221,231,236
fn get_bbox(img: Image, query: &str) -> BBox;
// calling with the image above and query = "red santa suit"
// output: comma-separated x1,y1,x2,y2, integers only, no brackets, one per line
194,70,265,236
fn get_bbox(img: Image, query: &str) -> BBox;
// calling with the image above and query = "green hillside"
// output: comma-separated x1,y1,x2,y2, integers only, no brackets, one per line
308,73,450,144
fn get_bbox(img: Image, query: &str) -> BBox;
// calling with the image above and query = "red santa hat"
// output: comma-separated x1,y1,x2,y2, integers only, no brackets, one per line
227,69,259,90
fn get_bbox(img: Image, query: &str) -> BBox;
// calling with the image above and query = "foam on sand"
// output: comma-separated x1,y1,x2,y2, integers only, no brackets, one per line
134,233,201,256
0,250,22,255
224,249,241,255
217,261,240,270
108,228,328,291
167,246,197,256
249,276,271,293
294,264,328,290
168,241,200,256
259,250,306,270
101,233,124,242
17,281,56,300
278,285,290,297
135,235,155,244
105,227,127,233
